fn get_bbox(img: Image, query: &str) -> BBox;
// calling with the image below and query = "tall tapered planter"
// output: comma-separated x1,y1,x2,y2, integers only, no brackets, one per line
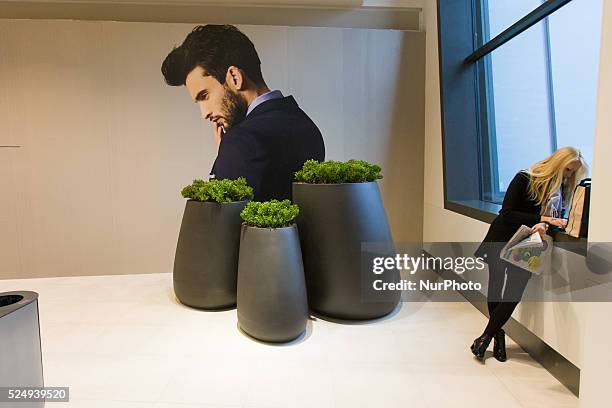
237,224,309,343
293,181,400,320
173,200,249,309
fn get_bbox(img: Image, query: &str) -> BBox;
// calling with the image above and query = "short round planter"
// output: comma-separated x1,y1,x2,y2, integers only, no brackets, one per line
237,223,309,343
173,199,249,309
292,181,400,320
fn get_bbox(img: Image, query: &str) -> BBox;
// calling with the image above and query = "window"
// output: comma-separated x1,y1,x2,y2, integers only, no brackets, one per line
438,0,602,221
480,0,601,202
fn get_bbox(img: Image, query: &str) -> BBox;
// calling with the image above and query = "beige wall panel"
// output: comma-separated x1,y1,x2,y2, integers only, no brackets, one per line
0,150,21,278
0,22,22,147
1,20,117,278
0,23,22,278
103,21,213,276
0,19,425,280
359,29,424,243
241,25,290,91
340,28,367,159
287,26,345,160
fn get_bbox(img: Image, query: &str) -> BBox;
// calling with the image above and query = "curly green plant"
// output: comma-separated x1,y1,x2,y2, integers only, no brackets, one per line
240,200,300,228
294,159,383,184
181,177,254,203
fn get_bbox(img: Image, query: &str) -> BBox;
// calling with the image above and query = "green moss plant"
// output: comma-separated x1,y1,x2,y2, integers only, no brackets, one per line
294,159,383,184
240,200,300,228
181,177,254,203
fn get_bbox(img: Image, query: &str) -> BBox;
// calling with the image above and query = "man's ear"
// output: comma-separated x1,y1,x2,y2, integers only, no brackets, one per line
225,66,245,91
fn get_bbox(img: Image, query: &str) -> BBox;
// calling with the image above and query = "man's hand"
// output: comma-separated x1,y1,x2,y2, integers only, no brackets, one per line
214,122,224,146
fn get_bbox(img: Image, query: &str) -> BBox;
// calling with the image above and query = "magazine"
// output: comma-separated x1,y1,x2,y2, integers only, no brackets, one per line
500,225,553,275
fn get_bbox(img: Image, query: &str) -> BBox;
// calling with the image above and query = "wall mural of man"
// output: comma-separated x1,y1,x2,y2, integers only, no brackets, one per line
162,24,325,201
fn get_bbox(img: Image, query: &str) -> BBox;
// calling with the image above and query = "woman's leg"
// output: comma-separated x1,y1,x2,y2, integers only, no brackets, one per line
487,301,499,315
471,259,506,358
486,257,506,316
483,266,531,336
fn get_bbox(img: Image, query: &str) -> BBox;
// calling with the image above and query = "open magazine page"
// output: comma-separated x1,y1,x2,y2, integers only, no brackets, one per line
500,225,553,275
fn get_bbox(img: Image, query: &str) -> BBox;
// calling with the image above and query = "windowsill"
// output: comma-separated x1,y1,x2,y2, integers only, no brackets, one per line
445,199,500,224
445,199,588,257
552,231,588,256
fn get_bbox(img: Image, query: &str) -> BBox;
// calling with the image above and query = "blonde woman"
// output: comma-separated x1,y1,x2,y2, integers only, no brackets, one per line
472,147,588,361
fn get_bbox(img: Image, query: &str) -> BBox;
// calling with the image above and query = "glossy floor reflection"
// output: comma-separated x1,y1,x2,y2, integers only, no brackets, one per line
1,273,578,408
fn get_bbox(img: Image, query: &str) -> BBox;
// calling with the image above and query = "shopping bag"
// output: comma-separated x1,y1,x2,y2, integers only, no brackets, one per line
566,178,591,238
500,225,553,275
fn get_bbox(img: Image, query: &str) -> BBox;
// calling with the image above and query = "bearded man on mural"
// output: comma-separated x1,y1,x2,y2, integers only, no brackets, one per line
162,24,325,201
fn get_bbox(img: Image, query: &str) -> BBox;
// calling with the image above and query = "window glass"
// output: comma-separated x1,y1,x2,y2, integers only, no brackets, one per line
486,20,553,194
482,0,602,201
437,0,602,222
484,0,543,40
548,0,602,169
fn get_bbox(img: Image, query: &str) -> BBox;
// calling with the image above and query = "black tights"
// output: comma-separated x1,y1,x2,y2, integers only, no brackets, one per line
483,257,532,337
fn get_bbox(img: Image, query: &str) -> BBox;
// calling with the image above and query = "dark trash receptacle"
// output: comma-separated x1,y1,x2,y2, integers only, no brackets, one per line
0,291,44,408
237,224,309,343
173,200,249,309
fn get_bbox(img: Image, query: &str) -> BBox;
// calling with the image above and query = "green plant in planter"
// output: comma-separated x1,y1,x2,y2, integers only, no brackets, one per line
240,200,299,228
294,159,383,184
181,177,254,203
237,199,308,341
292,159,398,320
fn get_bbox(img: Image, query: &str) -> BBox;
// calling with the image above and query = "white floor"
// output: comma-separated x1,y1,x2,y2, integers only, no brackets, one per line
2,273,578,408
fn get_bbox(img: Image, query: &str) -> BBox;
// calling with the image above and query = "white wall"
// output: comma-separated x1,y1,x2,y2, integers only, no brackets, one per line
578,0,612,405
0,19,424,279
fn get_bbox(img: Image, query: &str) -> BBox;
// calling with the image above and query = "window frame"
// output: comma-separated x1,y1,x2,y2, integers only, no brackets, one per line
437,0,574,221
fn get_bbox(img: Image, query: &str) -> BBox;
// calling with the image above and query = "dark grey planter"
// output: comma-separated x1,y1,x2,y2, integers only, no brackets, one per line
292,181,400,320
0,291,44,408
237,223,309,343
173,199,249,309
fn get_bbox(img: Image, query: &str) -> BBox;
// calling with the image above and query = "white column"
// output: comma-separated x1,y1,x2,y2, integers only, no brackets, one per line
578,0,612,406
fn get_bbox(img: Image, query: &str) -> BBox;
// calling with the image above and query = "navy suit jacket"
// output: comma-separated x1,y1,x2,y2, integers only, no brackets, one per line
210,95,325,201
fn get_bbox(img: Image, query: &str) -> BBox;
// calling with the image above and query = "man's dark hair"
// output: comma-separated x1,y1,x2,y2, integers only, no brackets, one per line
161,24,265,87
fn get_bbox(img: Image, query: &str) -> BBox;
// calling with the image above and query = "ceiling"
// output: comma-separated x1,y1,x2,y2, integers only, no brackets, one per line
0,0,422,30
10,0,366,7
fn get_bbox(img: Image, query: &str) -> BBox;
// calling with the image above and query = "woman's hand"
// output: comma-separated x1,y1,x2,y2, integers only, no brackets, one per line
540,216,568,228
549,218,568,228
532,222,548,239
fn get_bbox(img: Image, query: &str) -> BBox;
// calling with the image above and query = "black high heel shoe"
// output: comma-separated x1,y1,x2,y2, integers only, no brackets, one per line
493,329,507,362
470,333,493,360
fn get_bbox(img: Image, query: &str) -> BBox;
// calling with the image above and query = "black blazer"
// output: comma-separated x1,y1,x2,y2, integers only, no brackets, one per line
476,171,542,261
211,95,325,201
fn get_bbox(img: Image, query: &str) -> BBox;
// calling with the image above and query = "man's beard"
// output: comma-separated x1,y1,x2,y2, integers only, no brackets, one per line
221,84,248,130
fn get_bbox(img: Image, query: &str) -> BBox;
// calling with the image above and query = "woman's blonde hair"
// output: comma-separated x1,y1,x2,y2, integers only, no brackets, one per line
526,146,589,211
